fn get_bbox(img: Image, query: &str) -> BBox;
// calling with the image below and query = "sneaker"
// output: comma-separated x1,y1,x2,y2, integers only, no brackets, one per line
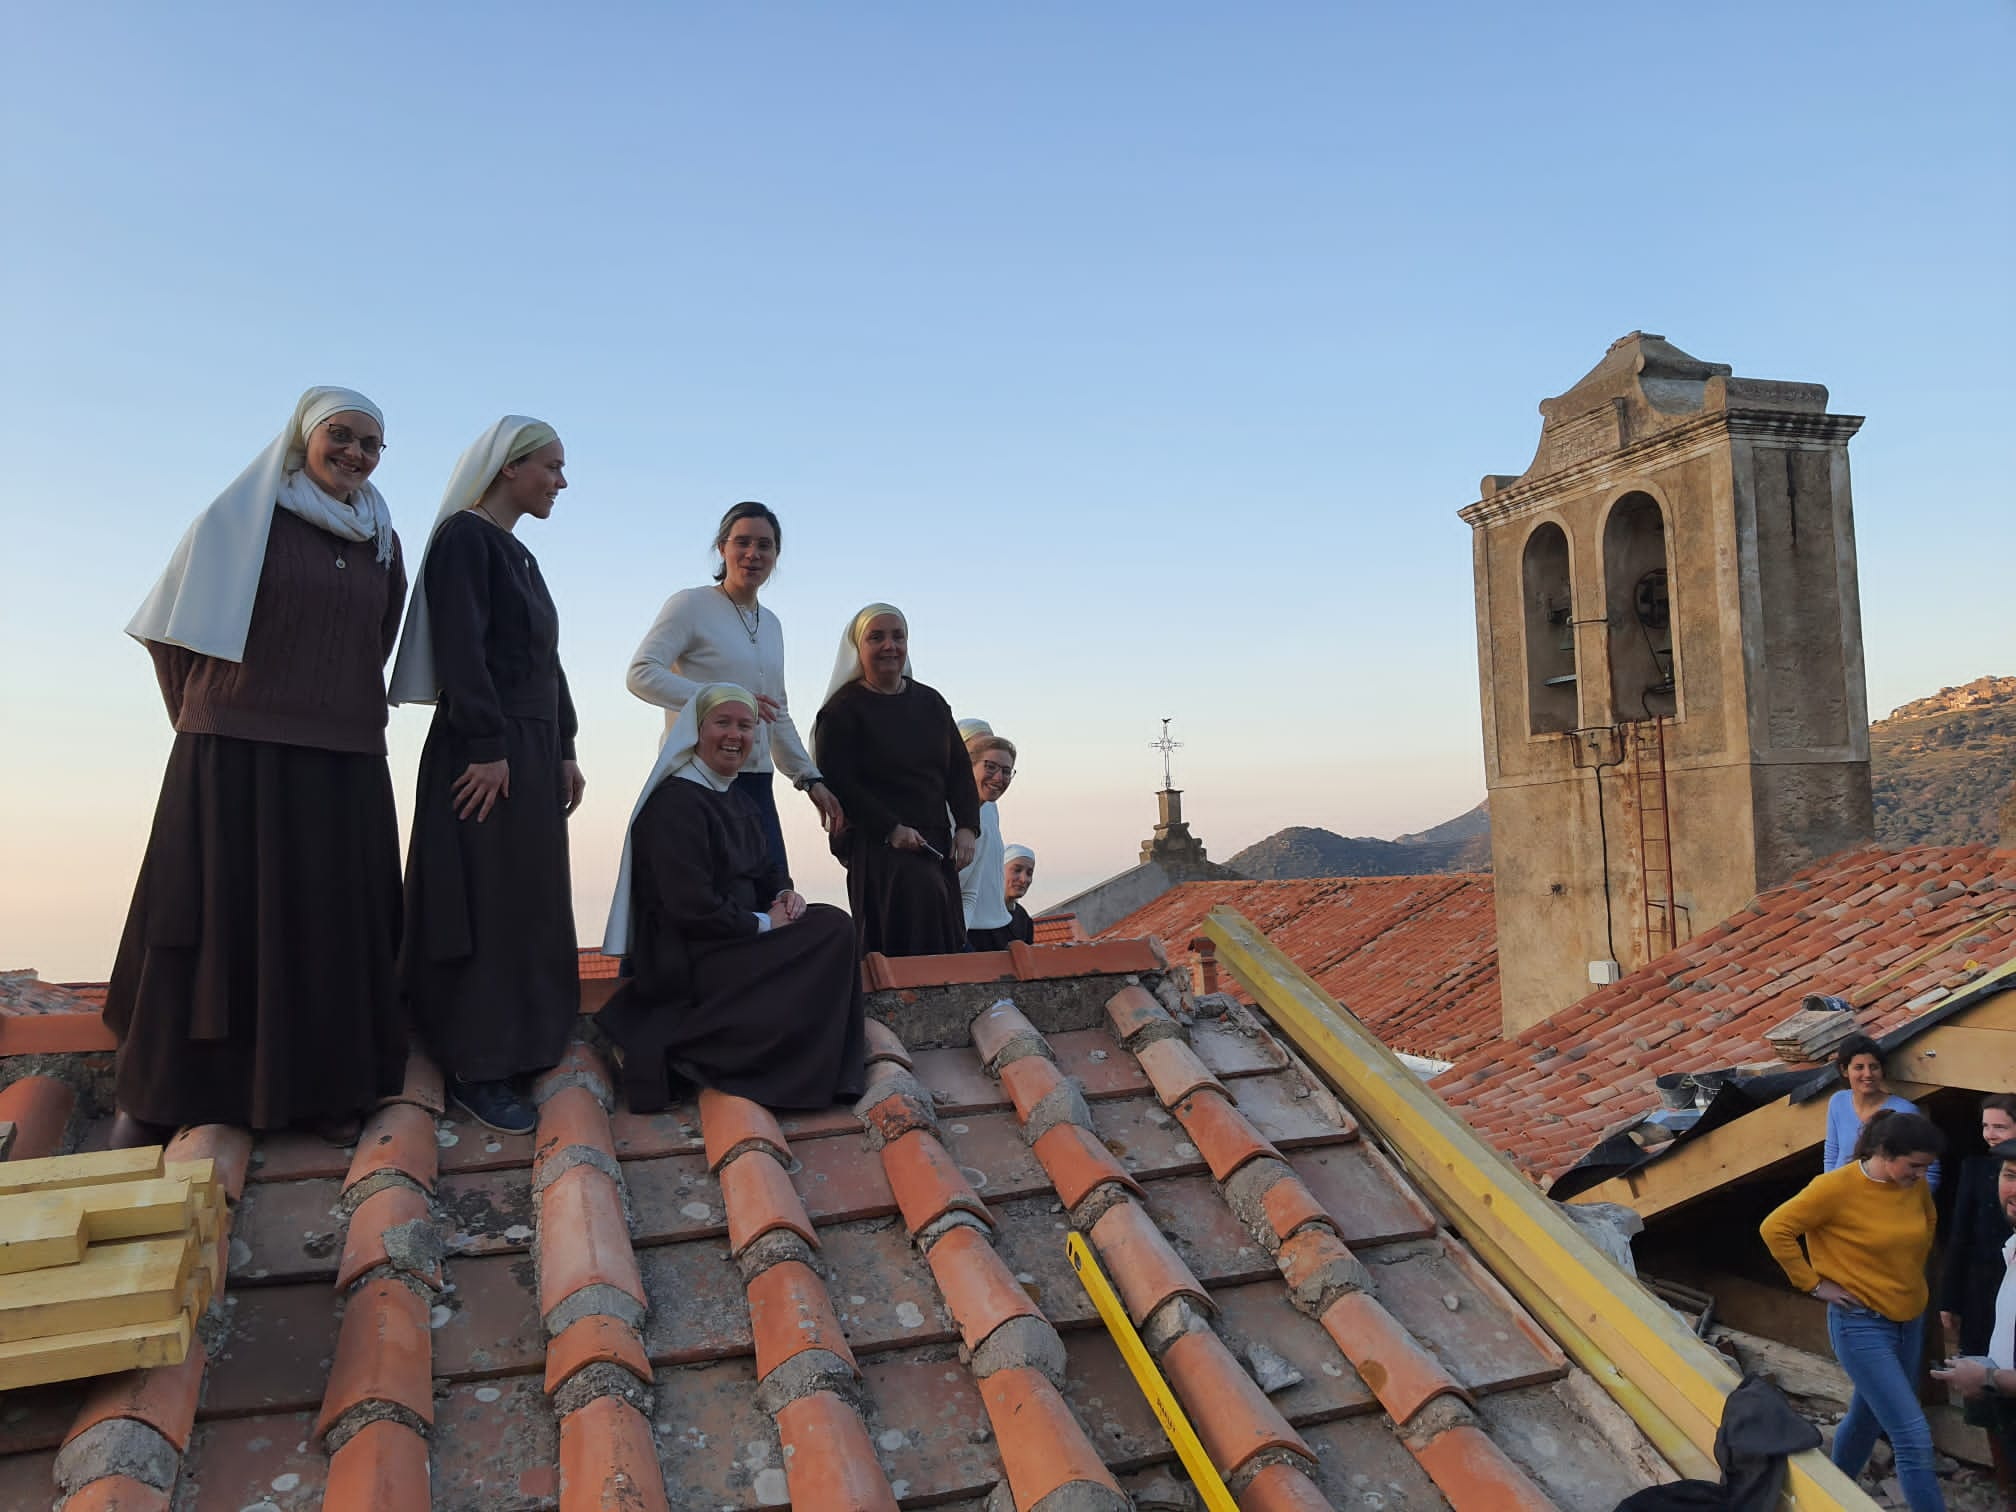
450,1077,536,1136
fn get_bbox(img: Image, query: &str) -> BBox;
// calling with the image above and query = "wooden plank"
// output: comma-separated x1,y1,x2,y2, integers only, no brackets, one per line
0,1146,163,1198
0,1199,85,1272
1886,1022,2016,1089
163,1157,218,1209
0,1309,191,1391
0,1234,194,1344
0,1177,200,1276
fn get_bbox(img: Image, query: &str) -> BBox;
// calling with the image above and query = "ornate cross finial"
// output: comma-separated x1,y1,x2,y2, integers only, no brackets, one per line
1151,718,1182,790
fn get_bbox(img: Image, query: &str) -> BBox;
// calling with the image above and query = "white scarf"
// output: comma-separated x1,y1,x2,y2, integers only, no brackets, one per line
602,683,757,955
277,470,395,563
126,386,388,663
387,415,557,705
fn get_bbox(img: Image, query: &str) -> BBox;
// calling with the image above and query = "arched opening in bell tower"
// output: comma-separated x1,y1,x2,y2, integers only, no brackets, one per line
1603,491,1678,722
1521,521,1577,735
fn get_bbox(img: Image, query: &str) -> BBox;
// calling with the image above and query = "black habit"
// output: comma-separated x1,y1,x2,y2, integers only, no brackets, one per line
106,514,407,1130
401,511,580,1083
1940,1154,2014,1354
812,679,982,958
597,776,866,1112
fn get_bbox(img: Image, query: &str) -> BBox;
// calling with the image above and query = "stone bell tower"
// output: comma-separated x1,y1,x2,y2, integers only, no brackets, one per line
1463,334,1873,1034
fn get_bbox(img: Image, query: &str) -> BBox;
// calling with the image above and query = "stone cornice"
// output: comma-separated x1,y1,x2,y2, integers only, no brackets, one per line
1459,409,1865,529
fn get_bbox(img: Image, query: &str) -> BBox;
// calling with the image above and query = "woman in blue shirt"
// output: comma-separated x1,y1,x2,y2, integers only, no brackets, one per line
1825,1034,1938,1189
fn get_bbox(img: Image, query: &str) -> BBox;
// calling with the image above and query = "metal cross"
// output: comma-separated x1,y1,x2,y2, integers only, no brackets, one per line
1151,718,1182,790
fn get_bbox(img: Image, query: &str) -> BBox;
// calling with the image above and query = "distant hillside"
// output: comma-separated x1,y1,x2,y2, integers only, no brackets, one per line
1228,802,1491,880
1872,676,2016,847
1229,676,2014,882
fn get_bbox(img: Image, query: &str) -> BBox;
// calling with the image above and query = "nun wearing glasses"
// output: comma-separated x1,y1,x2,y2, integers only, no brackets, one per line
390,416,584,1137
107,386,407,1148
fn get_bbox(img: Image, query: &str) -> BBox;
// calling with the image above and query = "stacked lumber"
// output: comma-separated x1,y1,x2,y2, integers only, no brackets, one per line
1763,1000,1860,1065
0,1145,224,1389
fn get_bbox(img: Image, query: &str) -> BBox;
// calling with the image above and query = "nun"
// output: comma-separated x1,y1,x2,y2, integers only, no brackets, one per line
811,604,980,957
108,386,407,1146
959,728,1020,951
597,683,866,1112
389,417,584,1136
1002,844,1038,946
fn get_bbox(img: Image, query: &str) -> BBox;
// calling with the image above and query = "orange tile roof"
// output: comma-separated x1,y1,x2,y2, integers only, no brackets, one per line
0,959,1659,1507
1099,875,1502,1063
1432,844,2016,1180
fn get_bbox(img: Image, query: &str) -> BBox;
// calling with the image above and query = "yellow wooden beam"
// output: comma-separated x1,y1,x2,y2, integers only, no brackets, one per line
1200,905,1876,1512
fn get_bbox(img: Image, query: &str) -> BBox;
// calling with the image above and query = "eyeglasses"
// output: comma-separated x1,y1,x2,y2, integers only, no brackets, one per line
979,760,1015,780
322,423,385,458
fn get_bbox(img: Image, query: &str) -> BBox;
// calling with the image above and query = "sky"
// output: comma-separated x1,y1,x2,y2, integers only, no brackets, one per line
3,3,2011,981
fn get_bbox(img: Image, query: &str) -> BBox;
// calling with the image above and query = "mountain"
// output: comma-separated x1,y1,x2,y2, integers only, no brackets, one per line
1229,675,2014,882
1227,802,1491,881
1871,676,2016,847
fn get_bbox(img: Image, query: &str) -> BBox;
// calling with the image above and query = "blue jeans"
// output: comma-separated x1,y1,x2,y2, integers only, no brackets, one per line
1827,1304,1944,1512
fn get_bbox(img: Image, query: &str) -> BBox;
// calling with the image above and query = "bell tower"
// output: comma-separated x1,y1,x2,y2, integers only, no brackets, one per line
1463,334,1872,1034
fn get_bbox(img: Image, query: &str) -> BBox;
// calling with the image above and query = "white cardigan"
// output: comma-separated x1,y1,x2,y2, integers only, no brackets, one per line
626,586,818,780
960,800,1010,929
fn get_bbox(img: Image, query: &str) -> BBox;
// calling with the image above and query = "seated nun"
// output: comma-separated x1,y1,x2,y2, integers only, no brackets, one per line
812,604,981,958
598,683,867,1112
1002,844,1038,945
959,728,1020,951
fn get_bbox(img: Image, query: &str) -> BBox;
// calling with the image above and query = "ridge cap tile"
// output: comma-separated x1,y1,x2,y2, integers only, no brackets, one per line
1159,1327,1311,1477
544,1313,655,1396
698,1087,791,1173
62,1337,208,1455
775,1389,901,1510
315,1275,434,1442
538,1162,648,1313
1087,1199,1212,1325
719,1146,821,1257
882,1127,994,1237
748,1256,858,1379
342,1101,440,1196
557,1394,672,1512
977,1363,1125,1504
924,1223,1042,1354
322,1418,431,1512
335,1180,439,1293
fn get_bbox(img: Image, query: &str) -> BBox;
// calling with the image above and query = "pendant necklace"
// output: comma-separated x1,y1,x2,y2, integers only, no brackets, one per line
721,585,761,643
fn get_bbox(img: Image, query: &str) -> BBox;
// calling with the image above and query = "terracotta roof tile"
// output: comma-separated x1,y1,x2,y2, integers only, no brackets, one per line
0,954,1672,1504
1432,844,2016,1177
1102,874,1503,1063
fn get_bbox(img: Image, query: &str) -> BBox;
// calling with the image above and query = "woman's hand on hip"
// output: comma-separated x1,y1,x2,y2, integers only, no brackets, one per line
1810,1279,1862,1309
805,781,845,834
561,760,587,816
952,828,978,869
756,694,782,723
453,760,510,821
889,824,926,852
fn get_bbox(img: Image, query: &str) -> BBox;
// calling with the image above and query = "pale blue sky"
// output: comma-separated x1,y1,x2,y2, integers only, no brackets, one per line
4,3,2011,979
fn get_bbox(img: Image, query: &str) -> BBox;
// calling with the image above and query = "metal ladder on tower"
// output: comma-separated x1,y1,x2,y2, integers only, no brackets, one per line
1631,716,1677,961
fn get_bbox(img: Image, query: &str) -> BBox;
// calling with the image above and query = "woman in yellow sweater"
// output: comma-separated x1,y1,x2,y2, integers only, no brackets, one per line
1761,1109,1947,1512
